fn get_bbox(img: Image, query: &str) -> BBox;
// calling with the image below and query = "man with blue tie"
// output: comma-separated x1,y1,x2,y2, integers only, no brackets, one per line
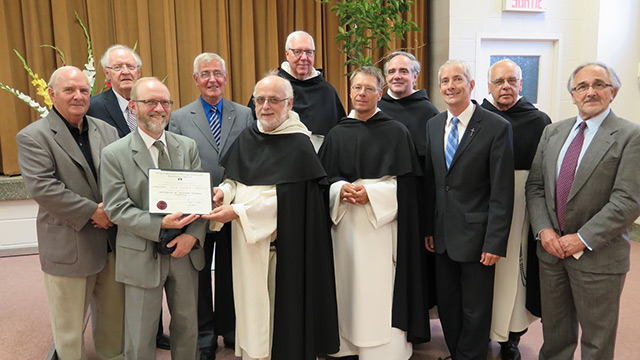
169,52,254,360
423,59,514,360
526,62,640,359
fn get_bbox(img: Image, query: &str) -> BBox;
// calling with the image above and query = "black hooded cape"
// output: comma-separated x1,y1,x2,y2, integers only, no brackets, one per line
220,124,340,359
248,68,346,136
481,97,551,317
318,111,431,344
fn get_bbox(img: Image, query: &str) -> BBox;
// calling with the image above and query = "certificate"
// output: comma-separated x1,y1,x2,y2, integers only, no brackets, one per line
148,169,212,214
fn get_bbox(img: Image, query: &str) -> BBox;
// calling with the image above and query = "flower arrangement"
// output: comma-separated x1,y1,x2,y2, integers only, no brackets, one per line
0,12,98,118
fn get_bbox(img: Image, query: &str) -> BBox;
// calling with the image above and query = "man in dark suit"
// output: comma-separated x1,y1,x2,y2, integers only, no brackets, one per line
169,52,254,360
17,66,124,359
526,62,640,360
88,44,142,138
101,77,207,360
424,59,514,360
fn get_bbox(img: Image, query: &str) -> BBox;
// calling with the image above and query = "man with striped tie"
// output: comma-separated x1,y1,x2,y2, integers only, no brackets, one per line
423,59,514,360
169,52,254,360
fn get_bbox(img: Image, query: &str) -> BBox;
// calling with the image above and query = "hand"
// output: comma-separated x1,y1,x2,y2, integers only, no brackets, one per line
90,202,114,229
168,233,197,258
213,188,224,207
425,235,435,252
558,233,586,257
539,228,565,259
480,252,500,266
161,212,199,229
341,183,369,205
201,205,239,223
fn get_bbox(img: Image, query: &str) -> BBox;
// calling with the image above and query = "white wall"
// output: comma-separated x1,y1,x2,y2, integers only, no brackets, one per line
0,199,38,256
428,0,638,124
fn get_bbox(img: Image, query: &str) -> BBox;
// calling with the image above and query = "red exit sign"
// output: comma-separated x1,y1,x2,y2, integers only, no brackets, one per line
504,0,546,12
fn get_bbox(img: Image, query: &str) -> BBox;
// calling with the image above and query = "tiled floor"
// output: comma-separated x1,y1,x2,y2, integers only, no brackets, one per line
2,239,639,359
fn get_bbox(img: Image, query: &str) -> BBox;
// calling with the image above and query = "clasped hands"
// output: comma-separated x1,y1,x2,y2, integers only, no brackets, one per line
539,228,586,259
201,188,239,223
424,235,500,266
341,183,369,205
161,211,200,258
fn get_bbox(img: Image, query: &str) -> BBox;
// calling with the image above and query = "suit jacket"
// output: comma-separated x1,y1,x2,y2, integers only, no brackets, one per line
169,98,254,187
100,130,206,289
88,88,131,138
17,111,119,276
525,111,640,274
425,102,514,262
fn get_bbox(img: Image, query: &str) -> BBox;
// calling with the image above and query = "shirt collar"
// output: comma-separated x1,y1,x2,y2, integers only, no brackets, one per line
138,127,168,151
280,61,320,80
200,96,223,116
386,88,418,100
53,106,88,134
575,107,610,131
447,101,475,127
112,89,130,114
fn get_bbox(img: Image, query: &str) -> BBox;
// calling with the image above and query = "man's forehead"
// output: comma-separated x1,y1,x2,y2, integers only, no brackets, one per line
290,35,314,49
199,60,223,70
109,49,135,62
574,66,608,83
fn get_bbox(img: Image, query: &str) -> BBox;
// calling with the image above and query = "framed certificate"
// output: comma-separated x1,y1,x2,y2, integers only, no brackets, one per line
148,169,212,214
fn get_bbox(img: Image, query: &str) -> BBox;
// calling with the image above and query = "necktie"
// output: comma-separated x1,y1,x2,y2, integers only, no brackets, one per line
556,121,587,231
153,141,172,169
208,107,221,148
126,107,137,132
445,117,459,169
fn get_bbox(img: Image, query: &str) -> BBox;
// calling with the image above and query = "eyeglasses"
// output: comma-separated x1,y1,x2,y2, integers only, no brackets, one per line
351,85,379,94
134,99,174,108
253,97,290,106
105,64,139,72
491,77,520,87
288,49,316,58
571,81,613,94
197,70,225,80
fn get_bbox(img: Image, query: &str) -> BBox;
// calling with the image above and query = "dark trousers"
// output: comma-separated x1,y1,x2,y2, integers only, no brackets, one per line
198,224,235,351
436,252,495,360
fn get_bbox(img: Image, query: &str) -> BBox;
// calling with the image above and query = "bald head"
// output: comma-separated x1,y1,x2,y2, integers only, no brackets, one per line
252,75,294,131
48,66,91,126
487,59,523,111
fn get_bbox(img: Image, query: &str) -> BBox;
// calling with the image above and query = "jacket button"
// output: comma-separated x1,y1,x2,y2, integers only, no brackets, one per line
445,186,450,191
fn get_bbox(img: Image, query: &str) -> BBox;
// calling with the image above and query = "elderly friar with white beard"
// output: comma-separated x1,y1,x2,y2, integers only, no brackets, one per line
203,74,340,360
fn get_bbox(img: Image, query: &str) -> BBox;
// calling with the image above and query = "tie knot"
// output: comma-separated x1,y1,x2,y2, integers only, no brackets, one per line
153,140,165,151
451,117,459,126
578,121,587,131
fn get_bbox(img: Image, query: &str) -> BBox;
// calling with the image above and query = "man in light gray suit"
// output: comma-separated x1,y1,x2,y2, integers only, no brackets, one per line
526,62,640,360
101,77,207,360
169,52,253,360
17,66,124,359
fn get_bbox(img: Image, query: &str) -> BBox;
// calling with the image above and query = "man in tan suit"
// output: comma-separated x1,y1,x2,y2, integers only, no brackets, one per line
17,66,124,360
101,77,206,360
526,62,640,359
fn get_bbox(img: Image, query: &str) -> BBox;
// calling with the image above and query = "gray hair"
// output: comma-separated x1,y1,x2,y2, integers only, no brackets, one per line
384,51,421,76
193,52,227,75
487,59,522,80
438,59,473,83
100,44,142,68
253,73,294,99
48,65,88,90
567,61,621,93
285,30,315,50
350,66,385,90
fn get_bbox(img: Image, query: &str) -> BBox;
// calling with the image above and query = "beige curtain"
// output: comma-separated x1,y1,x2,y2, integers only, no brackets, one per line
0,0,429,175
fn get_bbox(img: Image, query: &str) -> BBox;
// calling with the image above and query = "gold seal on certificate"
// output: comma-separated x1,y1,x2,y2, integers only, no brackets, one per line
148,169,212,214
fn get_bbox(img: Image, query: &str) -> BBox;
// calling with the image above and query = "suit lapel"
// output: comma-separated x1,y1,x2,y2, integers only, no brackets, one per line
448,105,482,172
104,89,131,136
49,113,100,198
166,132,185,170
131,131,156,178
431,114,447,173
569,113,617,201
220,99,236,151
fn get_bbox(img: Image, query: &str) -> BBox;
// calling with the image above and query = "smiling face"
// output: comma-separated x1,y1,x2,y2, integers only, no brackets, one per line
350,72,383,120
193,59,227,105
48,67,91,125
571,65,616,120
439,63,474,114
103,48,141,99
385,55,418,98
131,79,172,138
253,76,293,131
285,34,315,80
488,61,523,111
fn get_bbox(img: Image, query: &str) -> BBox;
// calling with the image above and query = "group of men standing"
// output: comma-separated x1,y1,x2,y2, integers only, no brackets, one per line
16,28,639,360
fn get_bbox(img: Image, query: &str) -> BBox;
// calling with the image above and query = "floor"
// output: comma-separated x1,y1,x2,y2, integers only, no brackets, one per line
1,240,639,360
